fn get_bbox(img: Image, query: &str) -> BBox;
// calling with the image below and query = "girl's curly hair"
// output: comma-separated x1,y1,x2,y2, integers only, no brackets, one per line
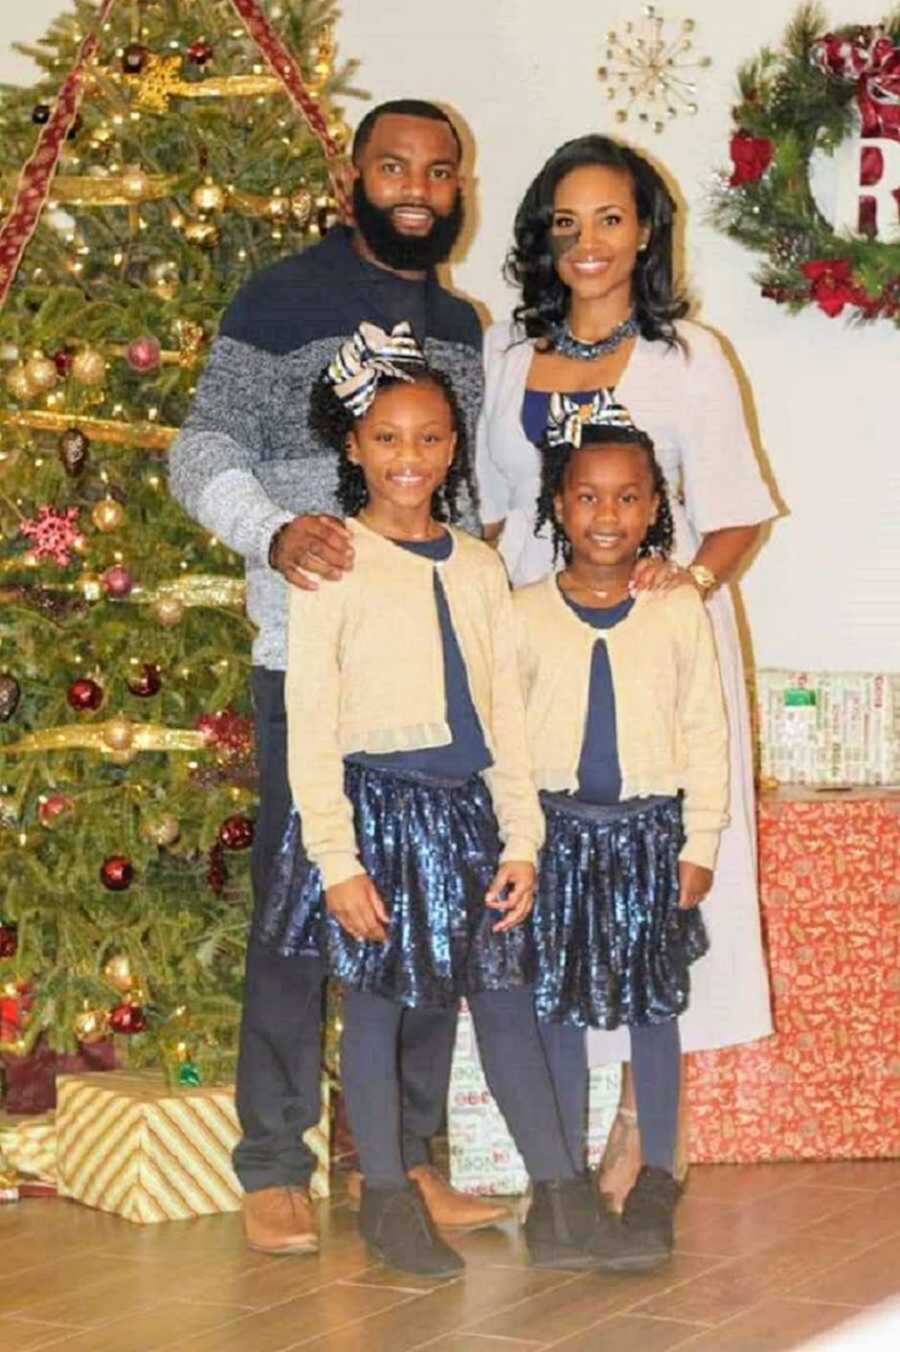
535,424,675,564
506,134,689,349
309,365,472,521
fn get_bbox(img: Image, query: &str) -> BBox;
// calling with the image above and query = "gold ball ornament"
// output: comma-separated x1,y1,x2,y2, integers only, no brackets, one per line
91,497,125,532
326,117,351,151
73,1005,110,1045
102,715,134,752
141,813,180,846
191,178,227,213
148,259,180,300
265,191,290,222
183,218,220,249
23,355,58,393
289,187,313,227
121,164,150,200
5,365,33,401
71,348,106,386
106,746,137,766
103,953,134,993
154,594,185,627
78,572,103,603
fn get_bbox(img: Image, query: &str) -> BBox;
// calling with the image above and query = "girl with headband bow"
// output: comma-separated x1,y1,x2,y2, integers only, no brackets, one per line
252,321,621,1278
513,394,729,1270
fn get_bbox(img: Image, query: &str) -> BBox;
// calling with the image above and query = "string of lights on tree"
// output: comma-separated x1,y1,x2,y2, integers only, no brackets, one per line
0,0,361,1086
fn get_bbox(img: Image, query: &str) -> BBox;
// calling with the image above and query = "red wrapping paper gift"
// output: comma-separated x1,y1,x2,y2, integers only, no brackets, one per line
686,788,900,1163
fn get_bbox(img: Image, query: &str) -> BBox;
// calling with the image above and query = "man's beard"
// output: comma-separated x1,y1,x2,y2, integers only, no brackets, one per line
352,179,464,271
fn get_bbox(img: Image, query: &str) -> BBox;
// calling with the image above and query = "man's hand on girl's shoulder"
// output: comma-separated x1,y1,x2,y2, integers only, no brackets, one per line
270,514,354,590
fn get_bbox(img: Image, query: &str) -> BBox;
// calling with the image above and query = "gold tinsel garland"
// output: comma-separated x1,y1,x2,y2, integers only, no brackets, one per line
0,719,207,757
19,173,322,223
134,575,246,608
0,409,176,450
121,55,285,113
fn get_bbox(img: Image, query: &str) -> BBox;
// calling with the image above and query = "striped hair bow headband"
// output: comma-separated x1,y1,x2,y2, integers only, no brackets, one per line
326,320,427,418
545,390,637,449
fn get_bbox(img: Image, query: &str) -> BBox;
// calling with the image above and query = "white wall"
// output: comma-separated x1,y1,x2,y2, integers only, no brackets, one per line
4,1,898,670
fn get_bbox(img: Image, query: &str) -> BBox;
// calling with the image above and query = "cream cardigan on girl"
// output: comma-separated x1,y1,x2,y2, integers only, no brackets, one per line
514,577,729,870
285,518,544,889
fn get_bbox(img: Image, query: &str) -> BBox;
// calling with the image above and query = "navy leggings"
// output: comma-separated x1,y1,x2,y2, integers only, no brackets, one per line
342,988,576,1189
538,1018,681,1173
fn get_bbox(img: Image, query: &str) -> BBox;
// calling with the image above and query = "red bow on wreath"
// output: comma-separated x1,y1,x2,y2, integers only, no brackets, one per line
811,27,900,141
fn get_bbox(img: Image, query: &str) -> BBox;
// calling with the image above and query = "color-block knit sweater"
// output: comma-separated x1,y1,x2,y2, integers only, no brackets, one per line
168,227,483,669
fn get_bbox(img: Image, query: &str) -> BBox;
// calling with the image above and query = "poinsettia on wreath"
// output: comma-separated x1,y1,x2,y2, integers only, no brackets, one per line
710,3,900,324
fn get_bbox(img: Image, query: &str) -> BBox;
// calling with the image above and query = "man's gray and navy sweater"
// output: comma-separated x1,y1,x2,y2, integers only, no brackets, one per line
168,226,484,670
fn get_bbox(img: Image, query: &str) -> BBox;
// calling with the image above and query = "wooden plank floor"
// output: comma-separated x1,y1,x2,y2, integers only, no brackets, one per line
2,1160,900,1351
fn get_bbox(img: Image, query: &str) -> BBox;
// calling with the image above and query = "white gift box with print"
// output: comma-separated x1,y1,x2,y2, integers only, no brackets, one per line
447,1004,620,1194
756,670,900,786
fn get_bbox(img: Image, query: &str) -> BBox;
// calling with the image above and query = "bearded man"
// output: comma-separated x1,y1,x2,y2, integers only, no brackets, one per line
169,100,502,1256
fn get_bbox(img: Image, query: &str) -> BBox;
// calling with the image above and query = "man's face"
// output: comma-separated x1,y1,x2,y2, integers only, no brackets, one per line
352,113,464,271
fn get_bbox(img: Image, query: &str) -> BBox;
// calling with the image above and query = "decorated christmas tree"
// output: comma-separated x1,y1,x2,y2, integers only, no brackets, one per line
0,0,359,1086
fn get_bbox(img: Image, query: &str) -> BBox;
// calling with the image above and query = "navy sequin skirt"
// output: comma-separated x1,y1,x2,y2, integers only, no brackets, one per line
533,793,708,1029
252,761,533,1008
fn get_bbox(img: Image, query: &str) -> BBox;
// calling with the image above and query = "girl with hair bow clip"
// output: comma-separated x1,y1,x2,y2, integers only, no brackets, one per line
513,393,730,1270
251,321,628,1278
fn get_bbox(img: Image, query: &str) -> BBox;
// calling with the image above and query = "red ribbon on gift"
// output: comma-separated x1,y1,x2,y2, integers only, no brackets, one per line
811,26,900,141
0,0,349,310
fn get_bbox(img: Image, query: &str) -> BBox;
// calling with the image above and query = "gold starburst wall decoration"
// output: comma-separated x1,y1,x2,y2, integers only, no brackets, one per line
597,6,711,133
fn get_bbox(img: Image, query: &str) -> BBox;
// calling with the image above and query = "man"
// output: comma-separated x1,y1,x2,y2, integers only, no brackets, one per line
169,100,506,1255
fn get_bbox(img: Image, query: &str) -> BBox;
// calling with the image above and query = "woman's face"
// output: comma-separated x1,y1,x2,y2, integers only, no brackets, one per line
549,164,650,308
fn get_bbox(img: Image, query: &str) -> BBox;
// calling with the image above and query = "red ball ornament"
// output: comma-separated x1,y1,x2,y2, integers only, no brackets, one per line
125,335,161,374
127,662,162,697
218,814,254,850
100,855,134,890
101,564,134,598
185,39,214,66
121,43,150,75
0,923,18,958
53,346,76,377
67,677,103,712
109,1000,146,1034
38,792,75,828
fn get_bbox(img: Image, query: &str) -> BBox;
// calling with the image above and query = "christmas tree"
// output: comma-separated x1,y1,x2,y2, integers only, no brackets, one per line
0,0,359,1085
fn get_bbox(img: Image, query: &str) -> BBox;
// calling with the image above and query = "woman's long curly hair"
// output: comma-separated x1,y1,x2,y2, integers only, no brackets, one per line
309,365,473,521
535,424,675,565
506,135,689,349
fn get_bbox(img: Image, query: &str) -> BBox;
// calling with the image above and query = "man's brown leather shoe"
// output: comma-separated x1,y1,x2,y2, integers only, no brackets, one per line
243,1185,319,1255
345,1165,511,1231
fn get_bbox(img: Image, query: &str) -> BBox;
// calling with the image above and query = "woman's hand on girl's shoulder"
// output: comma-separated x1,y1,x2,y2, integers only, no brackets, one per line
486,861,536,932
630,556,701,597
325,873,389,942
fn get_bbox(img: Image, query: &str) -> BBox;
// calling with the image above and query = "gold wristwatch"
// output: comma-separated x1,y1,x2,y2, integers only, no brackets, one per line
687,563,718,597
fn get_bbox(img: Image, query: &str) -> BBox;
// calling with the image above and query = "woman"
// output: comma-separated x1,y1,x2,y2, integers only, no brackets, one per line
476,134,778,1201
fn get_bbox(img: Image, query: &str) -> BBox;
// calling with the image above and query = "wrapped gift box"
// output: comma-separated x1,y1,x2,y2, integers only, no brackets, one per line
447,1003,621,1194
55,1071,330,1223
0,1112,56,1182
686,788,900,1163
756,670,900,786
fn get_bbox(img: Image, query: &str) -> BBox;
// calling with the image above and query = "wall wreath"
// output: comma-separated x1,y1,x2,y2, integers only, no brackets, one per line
711,3,900,323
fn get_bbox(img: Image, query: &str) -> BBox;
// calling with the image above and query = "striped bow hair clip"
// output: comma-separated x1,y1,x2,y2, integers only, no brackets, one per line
326,320,428,418
545,390,637,449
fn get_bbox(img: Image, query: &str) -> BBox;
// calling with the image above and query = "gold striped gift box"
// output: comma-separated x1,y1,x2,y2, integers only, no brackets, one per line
0,1113,57,1183
55,1072,330,1223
